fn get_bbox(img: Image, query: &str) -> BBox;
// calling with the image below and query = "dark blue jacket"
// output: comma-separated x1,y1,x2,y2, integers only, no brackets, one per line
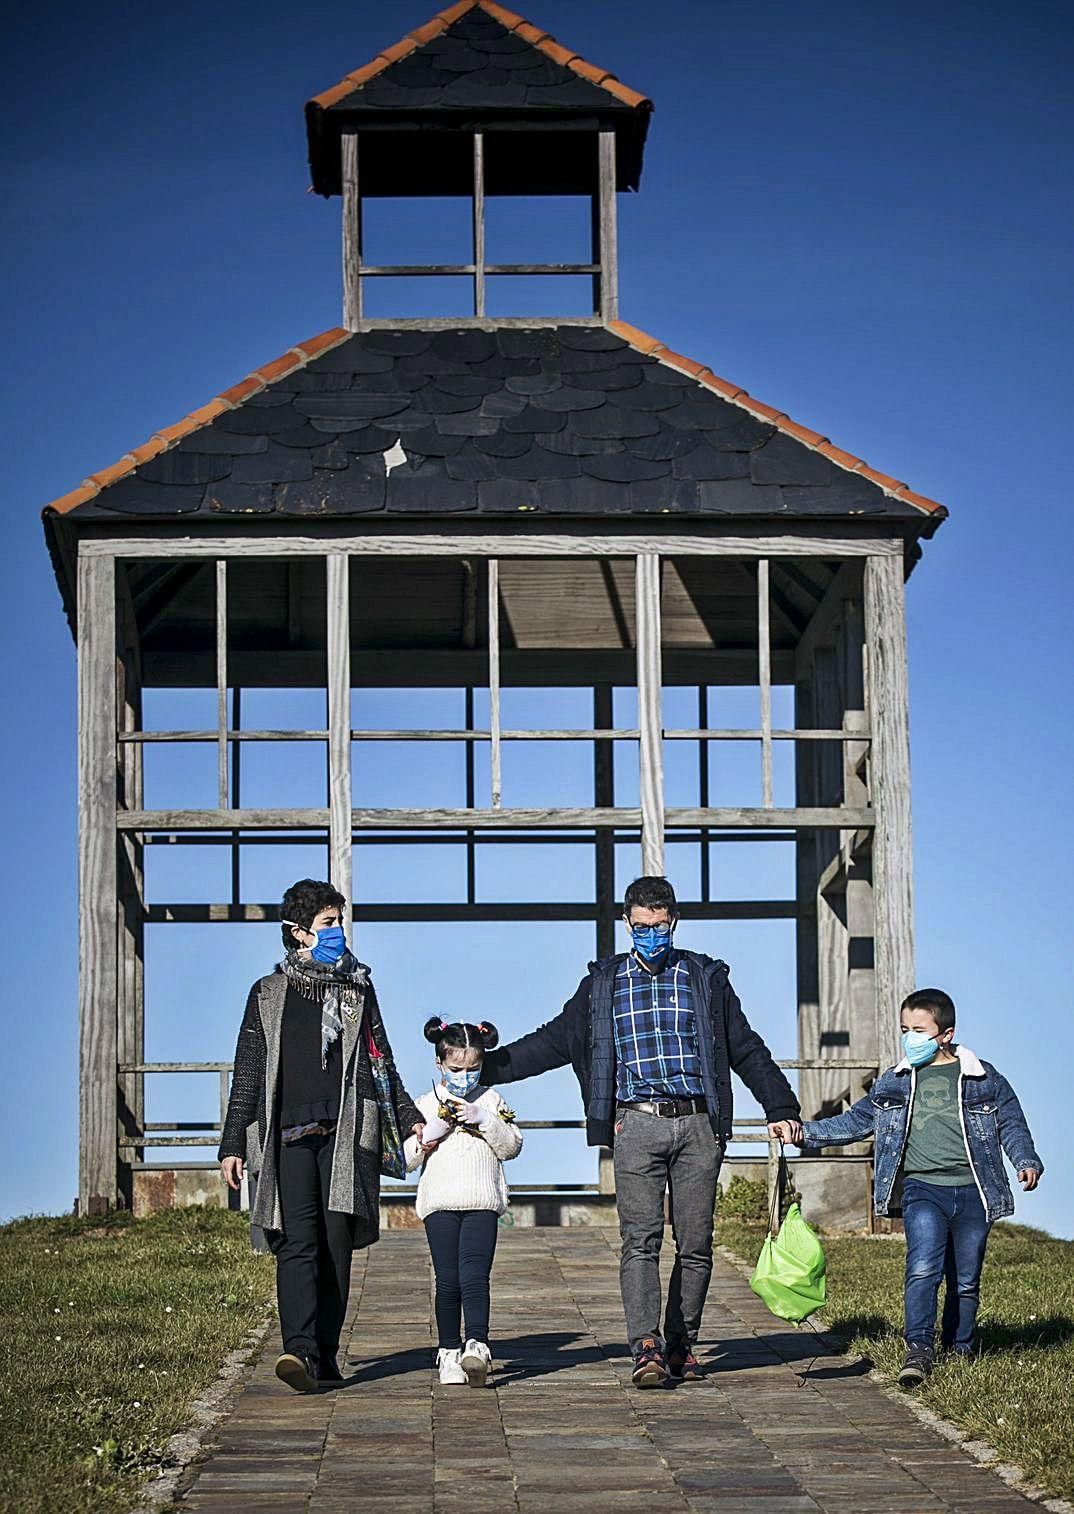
482,950,799,1148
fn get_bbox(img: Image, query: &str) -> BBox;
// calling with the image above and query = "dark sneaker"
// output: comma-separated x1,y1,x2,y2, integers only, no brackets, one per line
666,1339,705,1381
275,1351,318,1393
316,1353,344,1383
631,1337,668,1388
897,1343,934,1389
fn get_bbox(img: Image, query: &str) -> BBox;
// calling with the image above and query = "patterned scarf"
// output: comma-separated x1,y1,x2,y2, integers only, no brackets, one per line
278,949,368,1069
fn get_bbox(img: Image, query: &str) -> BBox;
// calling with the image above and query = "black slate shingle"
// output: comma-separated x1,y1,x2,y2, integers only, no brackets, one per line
62,325,926,523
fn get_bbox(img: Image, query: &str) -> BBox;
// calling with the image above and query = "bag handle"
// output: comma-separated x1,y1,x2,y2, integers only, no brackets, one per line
768,1141,788,1237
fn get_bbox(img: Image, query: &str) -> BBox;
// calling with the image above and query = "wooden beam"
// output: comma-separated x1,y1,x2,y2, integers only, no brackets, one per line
636,553,664,874
758,559,773,807
146,899,799,925
326,555,353,932
78,551,118,1214
488,559,502,807
84,533,905,561
117,804,875,833
342,131,362,330
472,132,486,319
215,560,228,808
865,553,915,1066
596,130,618,322
115,562,144,1179
594,684,616,956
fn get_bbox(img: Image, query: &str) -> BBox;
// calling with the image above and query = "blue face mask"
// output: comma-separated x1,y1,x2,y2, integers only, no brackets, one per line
441,1067,482,1098
901,1029,940,1068
630,922,674,969
309,925,348,966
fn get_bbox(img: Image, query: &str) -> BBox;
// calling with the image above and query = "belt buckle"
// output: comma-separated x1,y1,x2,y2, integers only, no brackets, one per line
655,1099,676,1118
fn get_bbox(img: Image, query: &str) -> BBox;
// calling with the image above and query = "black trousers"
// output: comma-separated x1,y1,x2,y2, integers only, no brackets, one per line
275,1129,354,1362
424,1209,499,1349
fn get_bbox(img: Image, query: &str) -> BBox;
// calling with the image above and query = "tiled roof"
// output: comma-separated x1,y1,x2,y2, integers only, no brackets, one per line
43,323,945,524
306,2,652,195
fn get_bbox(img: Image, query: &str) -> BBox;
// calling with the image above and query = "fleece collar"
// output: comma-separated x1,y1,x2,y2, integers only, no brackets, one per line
895,1043,986,1077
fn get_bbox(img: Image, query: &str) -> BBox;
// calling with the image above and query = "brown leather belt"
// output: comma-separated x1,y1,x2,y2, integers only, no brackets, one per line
619,1097,707,1118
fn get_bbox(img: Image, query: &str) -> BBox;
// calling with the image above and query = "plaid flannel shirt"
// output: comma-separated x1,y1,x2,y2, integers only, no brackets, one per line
612,951,704,1101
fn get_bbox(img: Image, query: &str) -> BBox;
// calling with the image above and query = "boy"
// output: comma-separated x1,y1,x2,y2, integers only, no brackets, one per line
799,988,1042,1387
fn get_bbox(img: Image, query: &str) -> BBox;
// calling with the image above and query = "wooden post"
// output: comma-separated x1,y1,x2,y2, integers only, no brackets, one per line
636,553,664,875
342,131,362,331
326,555,353,933
215,560,228,808
593,684,616,958
78,551,119,1214
758,559,773,807
865,553,915,1066
488,560,502,809
595,131,618,322
472,132,486,320
116,564,144,1187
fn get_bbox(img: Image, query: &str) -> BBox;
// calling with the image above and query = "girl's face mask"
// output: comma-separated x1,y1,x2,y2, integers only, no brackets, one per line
439,1065,482,1098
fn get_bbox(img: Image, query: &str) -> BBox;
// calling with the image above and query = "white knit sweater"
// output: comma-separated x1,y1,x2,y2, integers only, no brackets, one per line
404,1086,523,1221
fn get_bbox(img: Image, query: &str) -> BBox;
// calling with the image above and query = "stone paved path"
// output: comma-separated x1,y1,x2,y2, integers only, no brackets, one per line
179,1227,1035,1513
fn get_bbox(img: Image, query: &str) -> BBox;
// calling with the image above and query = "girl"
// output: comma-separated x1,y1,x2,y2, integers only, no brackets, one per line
406,1017,523,1386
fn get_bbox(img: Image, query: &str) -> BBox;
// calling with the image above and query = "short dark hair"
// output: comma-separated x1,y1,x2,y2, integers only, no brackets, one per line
423,1017,500,1060
280,878,346,951
901,988,956,1035
623,876,678,918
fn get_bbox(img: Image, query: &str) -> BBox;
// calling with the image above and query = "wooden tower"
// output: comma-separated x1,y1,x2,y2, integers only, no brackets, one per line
43,0,945,1220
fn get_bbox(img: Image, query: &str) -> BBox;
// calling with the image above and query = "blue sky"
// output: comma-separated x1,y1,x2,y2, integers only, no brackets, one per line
2,1,1071,1236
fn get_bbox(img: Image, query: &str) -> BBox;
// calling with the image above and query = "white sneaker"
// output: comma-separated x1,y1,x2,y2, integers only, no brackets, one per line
436,1347,467,1385
460,1338,492,1387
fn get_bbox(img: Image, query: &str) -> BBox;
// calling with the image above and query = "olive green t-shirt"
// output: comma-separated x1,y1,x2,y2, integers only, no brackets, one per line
902,1061,975,1186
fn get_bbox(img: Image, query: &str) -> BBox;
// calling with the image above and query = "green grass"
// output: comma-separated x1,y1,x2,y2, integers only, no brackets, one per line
716,1216,1074,1501
0,1207,275,1514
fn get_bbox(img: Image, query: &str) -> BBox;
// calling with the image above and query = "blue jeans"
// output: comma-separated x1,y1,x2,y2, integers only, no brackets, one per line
903,1178,990,1352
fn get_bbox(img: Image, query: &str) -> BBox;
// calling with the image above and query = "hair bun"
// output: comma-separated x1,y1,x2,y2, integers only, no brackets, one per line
477,1020,499,1050
423,1015,446,1044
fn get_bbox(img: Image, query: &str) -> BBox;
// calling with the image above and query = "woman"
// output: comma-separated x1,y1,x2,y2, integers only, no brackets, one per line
218,877,424,1392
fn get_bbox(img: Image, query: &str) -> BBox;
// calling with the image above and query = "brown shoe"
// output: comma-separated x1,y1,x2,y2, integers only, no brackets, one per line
631,1337,668,1388
275,1351,317,1393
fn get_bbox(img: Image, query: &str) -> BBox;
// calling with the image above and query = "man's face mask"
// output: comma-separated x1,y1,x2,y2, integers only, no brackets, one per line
629,920,674,969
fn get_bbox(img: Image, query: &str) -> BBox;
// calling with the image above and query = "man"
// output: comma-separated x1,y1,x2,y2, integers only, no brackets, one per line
483,875,802,1386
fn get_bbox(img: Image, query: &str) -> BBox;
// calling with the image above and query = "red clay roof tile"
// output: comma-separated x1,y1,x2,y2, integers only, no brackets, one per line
297,328,349,359
608,319,944,515
254,351,305,385
219,375,265,406
126,438,170,467
88,457,138,490
51,483,100,514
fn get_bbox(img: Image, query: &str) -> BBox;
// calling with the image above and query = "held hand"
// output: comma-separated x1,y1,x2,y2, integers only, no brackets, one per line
220,1156,244,1191
767,1119,803,1146
421,1115,452,1145
1018,1168,1040,1191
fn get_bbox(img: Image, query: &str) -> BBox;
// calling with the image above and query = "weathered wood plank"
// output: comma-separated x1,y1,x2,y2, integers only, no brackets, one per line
83,533,905,560
636,553,664,874
488,559,502,807
117,804,875,832
472,132,485,319
115,562,144,1175
758,558,773,807
215,560,228,807
145,899,798,924
597,130,618,322
341,131,361,330
593,684,616,956
865,553,915,1066
326,555,353,926
78,551,118,1214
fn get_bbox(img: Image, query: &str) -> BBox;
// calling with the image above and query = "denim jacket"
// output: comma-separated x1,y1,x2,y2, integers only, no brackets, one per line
801,1045,1042,1224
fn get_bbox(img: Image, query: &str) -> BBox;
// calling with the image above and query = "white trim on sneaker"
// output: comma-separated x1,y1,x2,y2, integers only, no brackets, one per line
436,1347,467,1385
460,1338,492,1387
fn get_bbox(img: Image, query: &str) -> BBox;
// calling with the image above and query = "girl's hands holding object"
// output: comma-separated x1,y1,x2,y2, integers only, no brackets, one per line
444,1095,483,1126
420,1114,452,1152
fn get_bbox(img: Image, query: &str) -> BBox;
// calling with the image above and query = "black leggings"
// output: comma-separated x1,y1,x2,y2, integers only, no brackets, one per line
424,1209,499,1349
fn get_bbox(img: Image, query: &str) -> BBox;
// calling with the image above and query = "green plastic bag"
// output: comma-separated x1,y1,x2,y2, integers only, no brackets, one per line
749,1158,826,1324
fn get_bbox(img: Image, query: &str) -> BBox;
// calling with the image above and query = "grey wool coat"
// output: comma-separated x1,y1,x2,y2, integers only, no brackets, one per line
218,967,421,1249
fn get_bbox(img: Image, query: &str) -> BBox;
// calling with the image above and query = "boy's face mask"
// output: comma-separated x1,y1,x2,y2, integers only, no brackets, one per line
439,1065,482,1098
901,1029,941,1068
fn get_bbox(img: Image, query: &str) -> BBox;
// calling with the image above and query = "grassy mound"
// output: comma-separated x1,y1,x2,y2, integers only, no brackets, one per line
717,1216,1074,1501
0,1206,274,1513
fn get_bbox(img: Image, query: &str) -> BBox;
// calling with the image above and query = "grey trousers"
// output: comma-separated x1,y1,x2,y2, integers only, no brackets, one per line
613,1106,723,1350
